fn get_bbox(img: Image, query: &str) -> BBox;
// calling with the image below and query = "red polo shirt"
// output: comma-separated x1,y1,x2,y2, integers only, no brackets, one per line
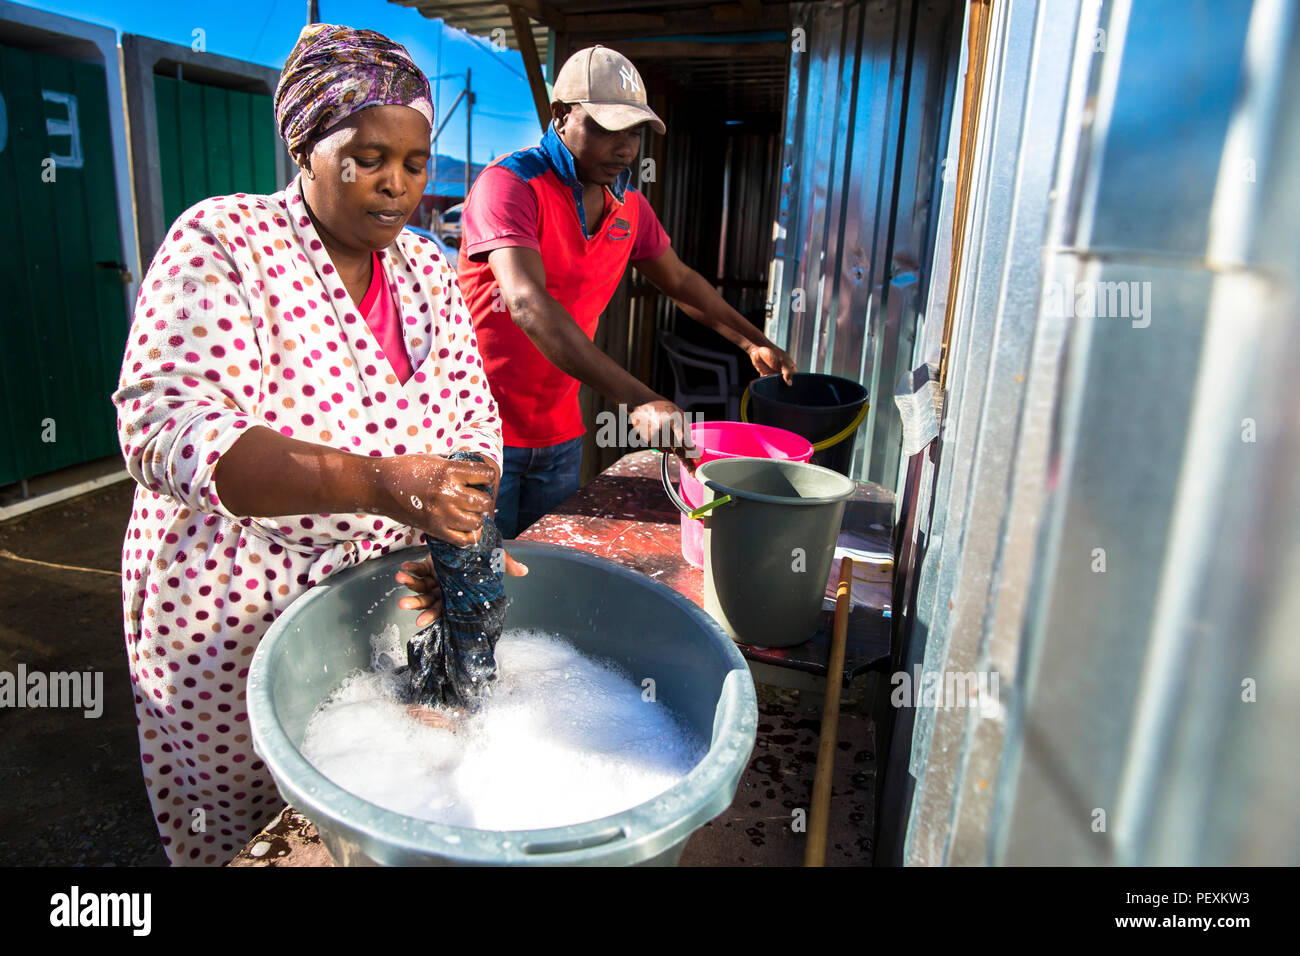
458,124,670,447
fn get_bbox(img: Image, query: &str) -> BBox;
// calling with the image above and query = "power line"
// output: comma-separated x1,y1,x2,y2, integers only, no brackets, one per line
434,25,442,146
475,108,538,121
250,0,280,61
457,28,528,82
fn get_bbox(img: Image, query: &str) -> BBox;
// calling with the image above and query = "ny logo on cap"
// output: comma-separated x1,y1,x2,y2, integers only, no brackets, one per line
619,65,640,93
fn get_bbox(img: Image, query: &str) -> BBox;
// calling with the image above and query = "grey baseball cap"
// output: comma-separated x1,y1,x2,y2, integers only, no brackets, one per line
552,45,666,135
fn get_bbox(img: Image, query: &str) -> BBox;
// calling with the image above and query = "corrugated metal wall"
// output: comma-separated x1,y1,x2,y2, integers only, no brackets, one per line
768,0,962,484
576,0,964,485
882,0,1089,865
883,0,1300,866
647,99,783,386
0,41,128,485
153,75,280,231
988,0,1300,867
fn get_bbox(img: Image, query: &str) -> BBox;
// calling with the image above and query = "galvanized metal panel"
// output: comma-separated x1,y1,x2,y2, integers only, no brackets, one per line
997,0,1300,867
998,260,1213,864
0,41,127,484
903,0,1101,866
904,0,1031,811
866,2,956,490
1145,0,1300,865
1083,0,1252,256
875,0,969,866
770,0,960,483
990,0,1272,867
890,0,1299,866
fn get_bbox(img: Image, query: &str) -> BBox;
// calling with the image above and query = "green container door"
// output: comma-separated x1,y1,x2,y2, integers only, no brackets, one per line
0,43,129,486
153,75,279,228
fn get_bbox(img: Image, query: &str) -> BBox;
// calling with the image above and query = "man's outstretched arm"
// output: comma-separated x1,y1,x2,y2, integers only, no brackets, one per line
634,246,798,384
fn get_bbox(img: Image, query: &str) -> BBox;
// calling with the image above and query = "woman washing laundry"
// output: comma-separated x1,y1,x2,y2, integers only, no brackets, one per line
114,23,520,866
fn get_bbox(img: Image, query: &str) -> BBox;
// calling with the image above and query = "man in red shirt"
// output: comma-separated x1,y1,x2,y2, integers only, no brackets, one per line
459,45,796,538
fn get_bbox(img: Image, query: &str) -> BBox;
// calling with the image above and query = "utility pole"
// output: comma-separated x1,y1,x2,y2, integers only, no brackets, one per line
433,27,442,190
464,68,474,201
428,71,475,202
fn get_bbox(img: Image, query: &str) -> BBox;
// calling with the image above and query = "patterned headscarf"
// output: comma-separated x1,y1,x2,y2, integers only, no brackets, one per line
275,23,433,156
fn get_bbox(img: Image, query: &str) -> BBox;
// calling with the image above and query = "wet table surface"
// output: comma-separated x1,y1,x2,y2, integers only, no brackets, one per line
232,451,894,866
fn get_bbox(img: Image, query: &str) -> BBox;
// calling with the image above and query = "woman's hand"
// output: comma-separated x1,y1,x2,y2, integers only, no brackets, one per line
478,454,503,500
748,342,798,385
396,555,443,628
377,453,498,547
396,548,529,628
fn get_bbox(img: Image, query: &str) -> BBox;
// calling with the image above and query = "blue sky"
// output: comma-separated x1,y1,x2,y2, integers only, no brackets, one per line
24,0,545,163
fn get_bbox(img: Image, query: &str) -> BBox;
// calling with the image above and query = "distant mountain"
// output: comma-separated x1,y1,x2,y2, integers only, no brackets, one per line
427,153,490,199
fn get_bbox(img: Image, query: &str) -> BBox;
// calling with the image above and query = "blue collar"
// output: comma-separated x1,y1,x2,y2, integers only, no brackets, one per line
541,123,631,234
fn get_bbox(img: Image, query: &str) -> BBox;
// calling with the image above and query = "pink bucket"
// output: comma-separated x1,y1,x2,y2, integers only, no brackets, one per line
677,421,814,568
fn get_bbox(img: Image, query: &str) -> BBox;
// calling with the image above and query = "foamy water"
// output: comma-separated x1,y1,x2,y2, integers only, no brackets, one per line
300,628,708,831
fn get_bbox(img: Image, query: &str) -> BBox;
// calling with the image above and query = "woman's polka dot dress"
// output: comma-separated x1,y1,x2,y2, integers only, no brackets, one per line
113,173,502,865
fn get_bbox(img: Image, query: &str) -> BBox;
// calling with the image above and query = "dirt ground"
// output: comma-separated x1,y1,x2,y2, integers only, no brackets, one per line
0,481,166,866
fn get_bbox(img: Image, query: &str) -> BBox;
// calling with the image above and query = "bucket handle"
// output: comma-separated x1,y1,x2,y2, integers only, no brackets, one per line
660,452,732,519
740,387,870,451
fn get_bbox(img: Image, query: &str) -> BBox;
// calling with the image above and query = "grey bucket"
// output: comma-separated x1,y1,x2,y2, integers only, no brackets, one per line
247,540,757,866
663,455,856,648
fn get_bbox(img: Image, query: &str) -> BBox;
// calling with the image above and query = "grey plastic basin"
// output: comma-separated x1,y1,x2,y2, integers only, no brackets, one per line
247,541,758,866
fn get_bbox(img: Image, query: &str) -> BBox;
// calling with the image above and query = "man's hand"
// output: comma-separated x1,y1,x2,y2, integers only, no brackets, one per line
629,399,696,461
749,343,797,385
396,548,529,628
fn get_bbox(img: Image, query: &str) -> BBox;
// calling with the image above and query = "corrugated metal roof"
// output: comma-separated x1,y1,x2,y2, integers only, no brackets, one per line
388,0,793,67
389,0,553,61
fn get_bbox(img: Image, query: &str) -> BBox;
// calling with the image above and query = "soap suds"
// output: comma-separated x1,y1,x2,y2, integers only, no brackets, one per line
301,628,706,830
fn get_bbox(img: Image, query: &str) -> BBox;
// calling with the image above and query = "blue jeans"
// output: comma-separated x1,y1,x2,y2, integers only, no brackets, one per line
494,437,584,539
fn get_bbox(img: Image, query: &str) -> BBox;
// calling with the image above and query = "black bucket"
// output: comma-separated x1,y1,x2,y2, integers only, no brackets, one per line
743,373,869,476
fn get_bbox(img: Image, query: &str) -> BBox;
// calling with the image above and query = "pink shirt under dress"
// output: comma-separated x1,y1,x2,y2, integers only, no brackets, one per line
113,174,502,866
359,251,414,385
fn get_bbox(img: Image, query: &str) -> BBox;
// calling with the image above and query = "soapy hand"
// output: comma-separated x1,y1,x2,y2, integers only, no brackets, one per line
396,549,529,628
379,453,498,548
404,704,460,730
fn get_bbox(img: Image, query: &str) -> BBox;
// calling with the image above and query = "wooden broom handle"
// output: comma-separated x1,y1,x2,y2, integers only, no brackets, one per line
805,557,854,867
